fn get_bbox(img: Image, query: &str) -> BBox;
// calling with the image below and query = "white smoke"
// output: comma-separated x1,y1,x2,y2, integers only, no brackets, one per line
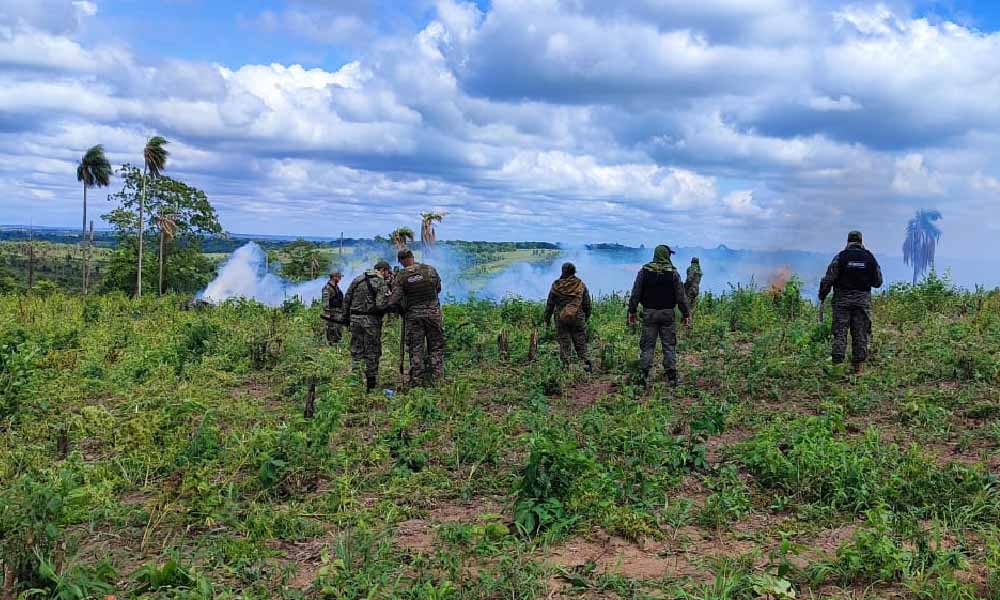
204,241,937,307
199,243,353,306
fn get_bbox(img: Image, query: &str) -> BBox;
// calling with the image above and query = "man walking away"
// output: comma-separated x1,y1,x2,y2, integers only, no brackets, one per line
544,262,593,372
685,257,702,311
321,271,345,344
388,248,445,386
819,230,883,375
344,261,392,391
628,245,691,387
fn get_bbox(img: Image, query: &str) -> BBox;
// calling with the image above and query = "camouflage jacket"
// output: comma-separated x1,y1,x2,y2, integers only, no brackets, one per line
685,265,702,293
819,242,884,307
344,270,391,325
321,281,345,322
544,276,593,324
388,263,442,318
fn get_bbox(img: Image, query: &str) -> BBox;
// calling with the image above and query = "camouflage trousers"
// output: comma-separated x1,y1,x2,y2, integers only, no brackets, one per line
349,319,383,379
555,317,589,364
831,303,872,365
405,313,445,385
686,289,699,312
325,323,343,345
639,308,678,374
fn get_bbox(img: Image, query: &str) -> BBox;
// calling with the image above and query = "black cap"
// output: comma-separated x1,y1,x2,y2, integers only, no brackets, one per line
847,230,863,243
561,262,576,277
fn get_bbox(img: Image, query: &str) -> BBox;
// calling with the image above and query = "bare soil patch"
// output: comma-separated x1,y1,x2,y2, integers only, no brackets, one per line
395,497,507,553
562,381,617,410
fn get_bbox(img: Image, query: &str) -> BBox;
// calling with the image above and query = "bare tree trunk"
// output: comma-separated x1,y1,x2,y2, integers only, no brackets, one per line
26,228,34,291
497,330,509,361
137,171,146,298
304,378,316,419
3,561,14,600
81,183,87,290
527,330,538,362
158,229,165,295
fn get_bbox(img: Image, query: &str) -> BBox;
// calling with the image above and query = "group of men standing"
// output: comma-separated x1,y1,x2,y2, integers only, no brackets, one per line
321,249,445,391
321,231,883,392
544,245,703,387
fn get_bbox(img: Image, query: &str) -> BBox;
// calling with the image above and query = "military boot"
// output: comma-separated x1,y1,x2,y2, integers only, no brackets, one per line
666,370,679,388
583,360,593,374
638,369,650,388
366,375,377,392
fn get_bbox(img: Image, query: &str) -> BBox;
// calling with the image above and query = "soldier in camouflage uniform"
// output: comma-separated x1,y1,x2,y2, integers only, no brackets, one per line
388,249,445,386
684,257,702,311
321,272,345,344
628,245,691,387
819,231,883,374
344,261,393,391
544,263,593,371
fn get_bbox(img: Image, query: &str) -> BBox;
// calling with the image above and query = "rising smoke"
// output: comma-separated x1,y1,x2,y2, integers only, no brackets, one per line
197,242,810,306
199,243,340,306
197,240,992,307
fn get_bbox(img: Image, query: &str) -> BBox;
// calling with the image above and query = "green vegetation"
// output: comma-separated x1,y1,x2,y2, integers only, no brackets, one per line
2,265,999,598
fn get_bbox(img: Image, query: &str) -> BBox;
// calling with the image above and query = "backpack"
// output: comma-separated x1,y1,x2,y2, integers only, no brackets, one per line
558,297,582,323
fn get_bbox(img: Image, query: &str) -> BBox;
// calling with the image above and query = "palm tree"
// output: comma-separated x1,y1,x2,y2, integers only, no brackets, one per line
903,209,943,285
390,227,415,251
420,212,445,248
137,136,169,297
76,145,112,291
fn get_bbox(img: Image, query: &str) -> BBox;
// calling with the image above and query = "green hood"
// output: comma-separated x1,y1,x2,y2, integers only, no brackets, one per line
643,245,675,274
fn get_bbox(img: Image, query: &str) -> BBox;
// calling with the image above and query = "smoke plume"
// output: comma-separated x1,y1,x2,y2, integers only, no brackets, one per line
199,243,346,306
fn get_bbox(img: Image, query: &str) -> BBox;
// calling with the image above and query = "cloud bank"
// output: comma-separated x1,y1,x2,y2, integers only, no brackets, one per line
2,0,1000,258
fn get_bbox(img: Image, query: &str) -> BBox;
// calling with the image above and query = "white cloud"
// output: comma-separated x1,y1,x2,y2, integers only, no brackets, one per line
807,95,861,112
723,190,768,217
1,0,1000,253
972,172,1000,193
892,153,943,196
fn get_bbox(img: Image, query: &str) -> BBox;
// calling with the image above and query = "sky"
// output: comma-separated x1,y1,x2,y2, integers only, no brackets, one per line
2,0,1000,257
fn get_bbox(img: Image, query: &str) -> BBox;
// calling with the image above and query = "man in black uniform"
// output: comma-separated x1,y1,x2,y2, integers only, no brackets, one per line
627,245,691,387
819,230,883,374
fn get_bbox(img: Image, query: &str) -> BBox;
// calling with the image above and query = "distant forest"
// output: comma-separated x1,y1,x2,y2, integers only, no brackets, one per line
0,227,559,253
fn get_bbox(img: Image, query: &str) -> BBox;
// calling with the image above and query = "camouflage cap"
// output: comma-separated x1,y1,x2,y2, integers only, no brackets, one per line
691,257,700,263
330,271,343,278
847,230,863,243
374,260,391,271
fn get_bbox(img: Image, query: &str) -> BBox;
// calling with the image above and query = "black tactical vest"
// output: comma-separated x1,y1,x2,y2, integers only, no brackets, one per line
641,269,677,310
402,265,439,306
836,247,877,291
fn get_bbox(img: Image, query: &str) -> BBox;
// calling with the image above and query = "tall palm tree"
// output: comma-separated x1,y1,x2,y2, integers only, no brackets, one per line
420,212,445,248
390,227,415,251
76,145,112,291
137,136,169,297
903,209,943,285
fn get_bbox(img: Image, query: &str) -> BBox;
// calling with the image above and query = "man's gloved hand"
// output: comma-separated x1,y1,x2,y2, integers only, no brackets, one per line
627,312,637,327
